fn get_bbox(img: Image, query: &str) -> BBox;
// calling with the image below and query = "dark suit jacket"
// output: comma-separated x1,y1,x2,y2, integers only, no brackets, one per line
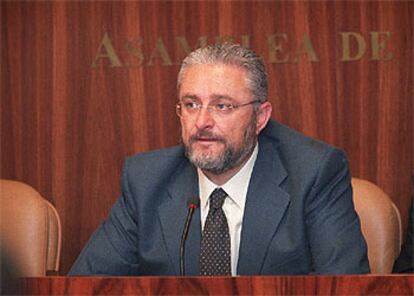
69,121,370,275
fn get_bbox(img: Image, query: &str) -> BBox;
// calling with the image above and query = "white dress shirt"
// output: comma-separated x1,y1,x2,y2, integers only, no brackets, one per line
197,144,258,276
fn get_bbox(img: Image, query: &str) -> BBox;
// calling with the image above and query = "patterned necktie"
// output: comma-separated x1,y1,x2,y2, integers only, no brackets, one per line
199,188,231,275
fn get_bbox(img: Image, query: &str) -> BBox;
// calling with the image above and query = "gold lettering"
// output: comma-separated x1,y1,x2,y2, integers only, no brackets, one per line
371,32,393,61
147,38,173,66
175,36,208,64
176,36,208,55
125,38,145,66
291,33,319,62
92,32,122,67
267,33,289,63
241,35,250,48
215,35,236,44
340,32,366,61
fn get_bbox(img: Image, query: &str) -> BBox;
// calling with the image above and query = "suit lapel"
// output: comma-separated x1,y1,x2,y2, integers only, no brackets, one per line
157,159,201,275
237,135,290,275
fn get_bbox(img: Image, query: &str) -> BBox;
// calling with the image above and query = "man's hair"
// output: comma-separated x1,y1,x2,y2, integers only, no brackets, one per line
177,43,268,103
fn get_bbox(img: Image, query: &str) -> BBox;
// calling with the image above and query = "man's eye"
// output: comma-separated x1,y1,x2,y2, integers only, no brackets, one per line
184,102,199,109
215,103,232,111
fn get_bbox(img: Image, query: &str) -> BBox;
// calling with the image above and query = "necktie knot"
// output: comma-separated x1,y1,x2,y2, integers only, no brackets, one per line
210,188,227,210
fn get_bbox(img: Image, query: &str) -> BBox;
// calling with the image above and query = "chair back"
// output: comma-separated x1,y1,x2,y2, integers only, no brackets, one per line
352,178,402,273
0,180,62,276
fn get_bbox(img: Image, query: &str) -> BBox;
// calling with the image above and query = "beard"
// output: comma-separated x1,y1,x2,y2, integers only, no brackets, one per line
184,114,257,175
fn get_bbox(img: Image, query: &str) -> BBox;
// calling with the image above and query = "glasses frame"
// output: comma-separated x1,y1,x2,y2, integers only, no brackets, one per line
176,99,261,118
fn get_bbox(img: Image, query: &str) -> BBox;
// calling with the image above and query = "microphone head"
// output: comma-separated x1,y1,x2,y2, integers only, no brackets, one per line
187,197,200,209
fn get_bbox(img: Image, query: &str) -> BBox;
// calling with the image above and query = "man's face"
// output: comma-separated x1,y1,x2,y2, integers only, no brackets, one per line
179,64,259,175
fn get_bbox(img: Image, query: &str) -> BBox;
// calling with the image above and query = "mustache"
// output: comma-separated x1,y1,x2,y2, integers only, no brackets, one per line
188,129,226,144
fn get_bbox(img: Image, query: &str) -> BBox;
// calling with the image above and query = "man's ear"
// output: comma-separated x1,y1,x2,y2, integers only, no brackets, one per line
255,101,272,134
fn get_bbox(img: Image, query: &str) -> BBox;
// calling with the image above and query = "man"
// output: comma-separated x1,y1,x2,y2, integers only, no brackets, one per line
69,43,369,276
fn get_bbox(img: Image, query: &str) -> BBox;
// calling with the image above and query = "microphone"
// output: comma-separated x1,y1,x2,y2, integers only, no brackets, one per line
180,197,200,276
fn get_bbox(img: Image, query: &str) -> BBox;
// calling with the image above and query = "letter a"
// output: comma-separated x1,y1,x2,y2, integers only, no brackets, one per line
92,32,122,68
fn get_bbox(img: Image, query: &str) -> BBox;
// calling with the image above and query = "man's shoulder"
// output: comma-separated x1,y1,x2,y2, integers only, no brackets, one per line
127,145,184,161
261,120,347,171
263,121,338,156
123,145,187,175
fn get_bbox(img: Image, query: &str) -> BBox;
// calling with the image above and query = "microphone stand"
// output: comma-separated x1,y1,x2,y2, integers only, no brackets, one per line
180,198,199,276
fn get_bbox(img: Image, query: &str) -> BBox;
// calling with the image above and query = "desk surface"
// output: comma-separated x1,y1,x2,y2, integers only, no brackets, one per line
21,275,414,295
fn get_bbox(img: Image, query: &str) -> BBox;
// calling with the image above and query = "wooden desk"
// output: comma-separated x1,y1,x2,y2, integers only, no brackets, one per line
21,275,413,295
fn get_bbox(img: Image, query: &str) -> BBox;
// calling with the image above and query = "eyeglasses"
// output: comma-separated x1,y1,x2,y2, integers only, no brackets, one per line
176,100,261,119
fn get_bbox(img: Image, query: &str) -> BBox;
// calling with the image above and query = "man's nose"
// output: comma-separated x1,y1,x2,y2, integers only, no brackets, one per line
195,107,215,129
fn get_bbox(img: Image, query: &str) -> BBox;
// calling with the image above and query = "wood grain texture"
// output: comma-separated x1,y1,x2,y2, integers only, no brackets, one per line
1,1,413,274
21,275,414,295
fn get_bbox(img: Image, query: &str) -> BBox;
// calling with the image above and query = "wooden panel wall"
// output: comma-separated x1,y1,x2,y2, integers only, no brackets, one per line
1,1,412,274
